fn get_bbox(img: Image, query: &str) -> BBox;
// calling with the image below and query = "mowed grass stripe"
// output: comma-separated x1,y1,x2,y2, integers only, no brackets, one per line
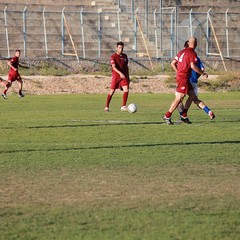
0,92,240,240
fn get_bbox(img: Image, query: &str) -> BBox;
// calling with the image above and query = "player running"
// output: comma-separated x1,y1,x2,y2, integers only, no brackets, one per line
163,37,208,125
177,41,215,123
1,49,24,99
104,41,130,112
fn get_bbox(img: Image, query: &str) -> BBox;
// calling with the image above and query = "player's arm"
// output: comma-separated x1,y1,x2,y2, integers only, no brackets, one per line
171,59,178,72
112,63,125,79
191,62,208,78
7,60,17,71
19,63,29,69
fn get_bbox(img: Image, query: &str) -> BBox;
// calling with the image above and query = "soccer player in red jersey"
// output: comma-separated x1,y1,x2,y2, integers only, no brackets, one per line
105,41,129,112
177,41,215,123
1,49,24,99
163,37,208,125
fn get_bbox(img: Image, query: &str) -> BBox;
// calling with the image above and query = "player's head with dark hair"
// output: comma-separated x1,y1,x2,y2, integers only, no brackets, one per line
116,42,124,54
15,49,21,57
117,41,124,47
184,41,189,48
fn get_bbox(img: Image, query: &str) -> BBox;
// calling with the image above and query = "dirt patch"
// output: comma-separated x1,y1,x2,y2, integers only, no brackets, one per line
1,74,174,95
1,165,239,208
1,74,217,95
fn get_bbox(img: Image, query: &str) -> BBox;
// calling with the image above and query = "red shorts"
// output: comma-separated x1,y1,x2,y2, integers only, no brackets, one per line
110,77,129,90
176,77,193,94
8,72,22,82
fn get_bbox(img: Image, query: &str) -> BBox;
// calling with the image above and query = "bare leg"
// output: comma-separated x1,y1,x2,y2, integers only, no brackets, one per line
167,92,185,115
184,91,195,111
1,80,11,99
163,92,185,125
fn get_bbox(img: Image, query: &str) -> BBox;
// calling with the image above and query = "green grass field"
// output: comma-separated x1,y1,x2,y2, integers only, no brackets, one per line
0,92,240,240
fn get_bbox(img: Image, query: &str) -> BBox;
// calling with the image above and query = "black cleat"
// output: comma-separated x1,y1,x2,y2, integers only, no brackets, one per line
180,116,192,124
163,116,174,125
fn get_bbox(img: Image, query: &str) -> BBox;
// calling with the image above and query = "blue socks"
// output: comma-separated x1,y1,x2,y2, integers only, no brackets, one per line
203,106,210,114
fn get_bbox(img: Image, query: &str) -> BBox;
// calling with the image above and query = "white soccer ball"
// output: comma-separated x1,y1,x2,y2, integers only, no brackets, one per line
128,103,137,113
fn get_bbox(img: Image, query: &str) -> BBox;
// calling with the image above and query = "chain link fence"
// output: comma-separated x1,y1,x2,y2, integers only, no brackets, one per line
0,3,239,70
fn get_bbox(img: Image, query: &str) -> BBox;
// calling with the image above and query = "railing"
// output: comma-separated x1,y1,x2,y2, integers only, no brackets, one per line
0,6,239,61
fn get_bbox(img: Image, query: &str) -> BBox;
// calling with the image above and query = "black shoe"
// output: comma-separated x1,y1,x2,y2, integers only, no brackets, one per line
180,116,192,124
208,111,215,120
163,116,174,125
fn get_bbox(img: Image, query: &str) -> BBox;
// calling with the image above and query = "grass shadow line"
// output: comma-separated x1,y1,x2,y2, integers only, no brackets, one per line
1,140,239,154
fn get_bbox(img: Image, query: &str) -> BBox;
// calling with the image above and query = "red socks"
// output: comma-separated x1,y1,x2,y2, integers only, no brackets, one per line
165,111,172,118
182,109,188,118
106,94,112,108
122,91,129,106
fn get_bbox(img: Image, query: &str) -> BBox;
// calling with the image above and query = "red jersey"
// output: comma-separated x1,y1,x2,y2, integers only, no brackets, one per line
9,56,19,74
173,47,197,94
174,47,197,80
8,56,21,81
110,53,129,80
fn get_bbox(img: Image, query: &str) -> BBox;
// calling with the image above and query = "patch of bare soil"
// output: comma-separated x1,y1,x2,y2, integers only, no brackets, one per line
2,164,239,207
4,74,174,95
3,74,217,95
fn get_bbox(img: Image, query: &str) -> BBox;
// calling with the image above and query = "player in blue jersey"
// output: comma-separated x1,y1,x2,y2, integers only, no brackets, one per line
178,41,215,123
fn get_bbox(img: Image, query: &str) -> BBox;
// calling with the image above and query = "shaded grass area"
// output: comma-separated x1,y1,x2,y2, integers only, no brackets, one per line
0,92,240,239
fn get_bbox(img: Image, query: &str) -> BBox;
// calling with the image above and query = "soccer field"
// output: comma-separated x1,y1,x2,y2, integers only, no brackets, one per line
0,92,240,240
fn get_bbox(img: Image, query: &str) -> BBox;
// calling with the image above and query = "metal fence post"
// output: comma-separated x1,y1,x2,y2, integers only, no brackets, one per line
117,8,121,41
189,9,193,37
4,6,10,57
159,4,163,57
22,7,27,57
170,8,175,58
134,8,138,56
206,8,211,56
80,8,85,59
131,0,135,23
98,11,102,58
225,9,229,57
42,8,48,58
145,0,148,37
154,9,158,58
174,6,177,57
61,8,65,57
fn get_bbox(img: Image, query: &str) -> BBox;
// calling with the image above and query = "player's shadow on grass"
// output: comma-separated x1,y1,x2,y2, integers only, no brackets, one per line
25,119,239,129
1,140,240,154
26,121,165,129
3,119,240,130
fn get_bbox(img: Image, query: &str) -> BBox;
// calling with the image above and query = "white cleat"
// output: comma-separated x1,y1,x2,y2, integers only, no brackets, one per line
208,111,215,120
121,106,128,111
1,93,7,99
